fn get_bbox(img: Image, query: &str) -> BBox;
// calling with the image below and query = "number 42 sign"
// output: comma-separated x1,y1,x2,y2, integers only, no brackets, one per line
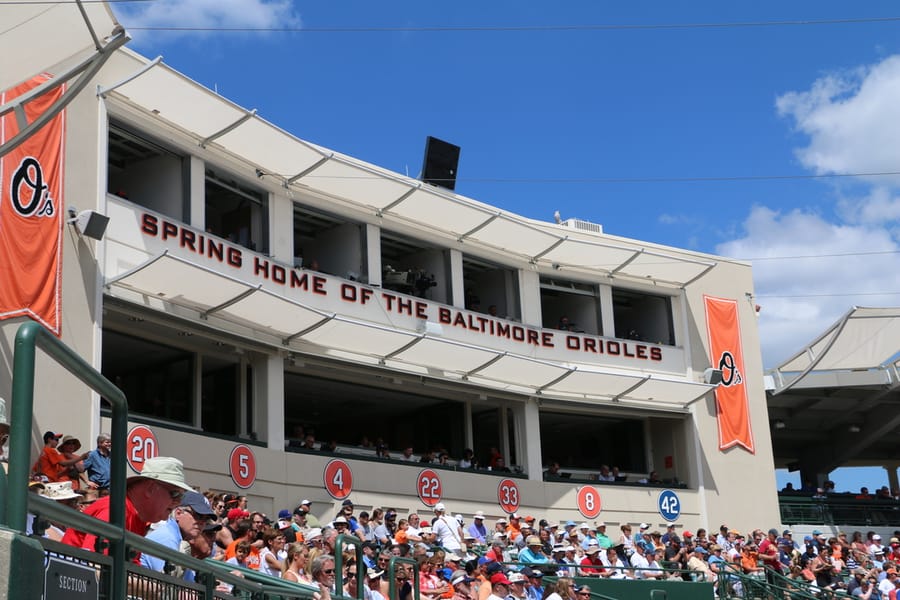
658,489,681,522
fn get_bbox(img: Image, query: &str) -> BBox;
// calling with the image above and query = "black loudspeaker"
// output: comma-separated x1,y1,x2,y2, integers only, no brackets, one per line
421,136,460,191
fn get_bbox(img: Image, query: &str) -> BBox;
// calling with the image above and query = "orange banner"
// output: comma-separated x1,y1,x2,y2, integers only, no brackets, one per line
704,295,755,453
0,75,65,335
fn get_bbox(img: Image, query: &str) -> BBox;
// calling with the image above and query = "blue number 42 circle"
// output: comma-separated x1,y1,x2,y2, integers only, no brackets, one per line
658,489,681,522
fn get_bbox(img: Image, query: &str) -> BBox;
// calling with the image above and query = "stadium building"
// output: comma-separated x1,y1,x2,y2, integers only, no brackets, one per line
0,0,780,531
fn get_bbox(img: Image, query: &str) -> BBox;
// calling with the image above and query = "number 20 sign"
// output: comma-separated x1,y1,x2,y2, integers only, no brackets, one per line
126,425,159,473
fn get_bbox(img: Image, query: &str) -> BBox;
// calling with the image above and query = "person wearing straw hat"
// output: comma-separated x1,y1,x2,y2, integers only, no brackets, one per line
61,456,193,561
38,480,84,541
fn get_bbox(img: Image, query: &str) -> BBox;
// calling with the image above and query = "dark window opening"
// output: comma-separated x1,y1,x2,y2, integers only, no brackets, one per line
540,277,602,335
293,204,366,281
612,289,675,346
540,410,646,472
205,169,268,254
107,123,187,220
380,231,449,303
102,329,193,424
463,255,520,319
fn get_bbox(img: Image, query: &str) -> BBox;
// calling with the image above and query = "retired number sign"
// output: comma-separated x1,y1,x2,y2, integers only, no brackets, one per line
229,444,257,489
417,469,443,506
497,478,520,514
576,485,602,519
126,425,158,473
324,459,353,499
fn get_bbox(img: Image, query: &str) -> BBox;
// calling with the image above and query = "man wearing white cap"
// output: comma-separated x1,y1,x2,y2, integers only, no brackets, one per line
433,502,464,551
62,456,193,560
468,510,488,544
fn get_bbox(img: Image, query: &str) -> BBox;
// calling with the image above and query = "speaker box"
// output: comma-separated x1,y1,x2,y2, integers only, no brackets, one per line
421,136,460,191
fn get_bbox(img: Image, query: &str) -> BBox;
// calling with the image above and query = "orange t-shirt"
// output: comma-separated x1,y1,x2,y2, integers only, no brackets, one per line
225,539,261,570
35,446,69,483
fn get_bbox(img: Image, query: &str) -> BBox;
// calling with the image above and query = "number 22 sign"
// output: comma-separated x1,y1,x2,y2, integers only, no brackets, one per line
417,469,443,507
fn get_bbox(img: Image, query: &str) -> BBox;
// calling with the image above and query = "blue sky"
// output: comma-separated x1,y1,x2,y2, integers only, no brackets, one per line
110,1,900,492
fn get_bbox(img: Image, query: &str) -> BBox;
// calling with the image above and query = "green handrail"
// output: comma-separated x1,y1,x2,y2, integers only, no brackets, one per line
8,321,130,600
334,533,365,600
387,556,419,600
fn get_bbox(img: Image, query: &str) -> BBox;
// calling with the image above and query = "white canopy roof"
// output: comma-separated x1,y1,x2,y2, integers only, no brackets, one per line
769,306,900,394
108,253,712,411
102,51,717,288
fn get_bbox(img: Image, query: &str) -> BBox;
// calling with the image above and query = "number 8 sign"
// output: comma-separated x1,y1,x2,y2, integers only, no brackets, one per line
417,469,442,507
576,485,602,519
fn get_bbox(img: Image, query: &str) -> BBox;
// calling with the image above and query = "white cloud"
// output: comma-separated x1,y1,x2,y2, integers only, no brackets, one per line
728,56,900,368
776,55,900,185
114,0,300,38
716,205,900,368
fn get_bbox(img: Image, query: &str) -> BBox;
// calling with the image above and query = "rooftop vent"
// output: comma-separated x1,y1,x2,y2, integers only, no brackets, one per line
563,218,603,234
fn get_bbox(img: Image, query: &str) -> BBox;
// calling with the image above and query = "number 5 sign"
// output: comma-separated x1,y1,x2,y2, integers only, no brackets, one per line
229,444,257,489
417,469,443,507
126,425,159,473
324,459,353,499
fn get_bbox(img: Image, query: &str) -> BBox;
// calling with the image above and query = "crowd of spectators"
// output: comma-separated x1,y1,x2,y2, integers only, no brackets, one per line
781,480,900,502
22,430,900,598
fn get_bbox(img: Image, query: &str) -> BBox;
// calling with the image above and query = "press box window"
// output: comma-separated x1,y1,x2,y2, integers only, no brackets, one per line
205,169,268,253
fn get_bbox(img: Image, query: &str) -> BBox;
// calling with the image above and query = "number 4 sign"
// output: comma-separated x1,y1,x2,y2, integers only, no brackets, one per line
324,459,353,500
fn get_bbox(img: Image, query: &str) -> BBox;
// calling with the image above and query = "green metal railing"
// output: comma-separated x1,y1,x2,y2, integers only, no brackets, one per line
5,321,129,599
779,493,900,526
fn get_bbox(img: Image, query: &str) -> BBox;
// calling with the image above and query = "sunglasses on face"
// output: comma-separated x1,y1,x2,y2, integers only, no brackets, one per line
323,569,335,575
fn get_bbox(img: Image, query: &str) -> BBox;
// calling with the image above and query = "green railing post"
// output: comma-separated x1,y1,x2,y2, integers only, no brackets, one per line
334,533,365,600
9,321,130,600
387,556,419,600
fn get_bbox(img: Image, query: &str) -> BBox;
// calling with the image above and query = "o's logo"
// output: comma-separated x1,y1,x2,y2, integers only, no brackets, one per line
717,351,743,386
10,156,54,218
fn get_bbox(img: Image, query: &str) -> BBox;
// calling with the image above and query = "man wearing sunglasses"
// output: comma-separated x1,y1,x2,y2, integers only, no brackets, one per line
141,490,216,581
62,456,194,562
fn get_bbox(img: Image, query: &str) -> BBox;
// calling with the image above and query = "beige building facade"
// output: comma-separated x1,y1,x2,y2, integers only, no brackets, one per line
1,0,780,533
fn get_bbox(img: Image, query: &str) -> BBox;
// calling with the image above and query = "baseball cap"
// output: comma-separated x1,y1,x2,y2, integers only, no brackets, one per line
341,499,353,507
490,573,511,586
783,529,793,536
566,520,576,527
474,511,485,519
278,509,291,520
434,502,446,512
524,515,535,523
874,534,883,540
496,517,508,525
306,527,323,540
204,521,223,533
300,499,312,506
509,513,520,519
227,508,249,521
508,572,527,584
127,456,193,492
42,431,62,443
333,516,349,525
180,491,216,516
767,528,779,536
640,523,650,530
683,531,694,538
450,570,472,586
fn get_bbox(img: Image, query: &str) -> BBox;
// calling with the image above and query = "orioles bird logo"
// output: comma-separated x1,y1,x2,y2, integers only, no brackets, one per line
717,351,742,386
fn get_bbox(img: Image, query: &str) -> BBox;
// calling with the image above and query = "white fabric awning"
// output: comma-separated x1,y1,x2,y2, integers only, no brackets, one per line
770,307,900,394
107,252,713,410
102,52,717,288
